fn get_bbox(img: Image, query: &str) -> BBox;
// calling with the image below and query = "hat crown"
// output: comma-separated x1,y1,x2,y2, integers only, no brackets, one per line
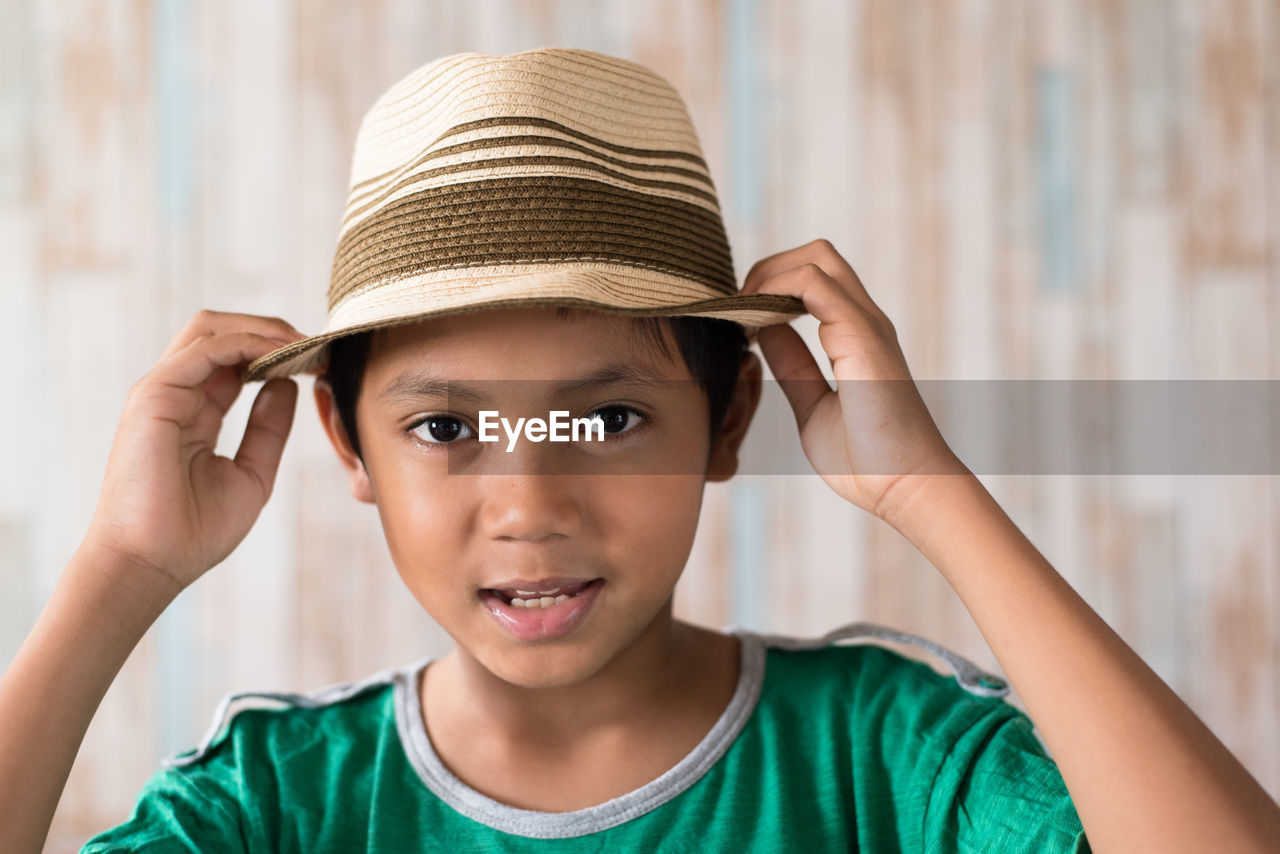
327,47,736,316
348,49,711,193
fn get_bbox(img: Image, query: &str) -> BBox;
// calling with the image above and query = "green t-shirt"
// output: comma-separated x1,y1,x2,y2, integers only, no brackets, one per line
81,622,1090,852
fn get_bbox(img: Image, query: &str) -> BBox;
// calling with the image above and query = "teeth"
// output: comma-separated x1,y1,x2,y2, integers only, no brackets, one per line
515,587,559,596
508,590,579,608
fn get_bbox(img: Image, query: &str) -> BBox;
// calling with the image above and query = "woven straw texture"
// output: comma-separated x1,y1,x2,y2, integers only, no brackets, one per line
244,47,805,382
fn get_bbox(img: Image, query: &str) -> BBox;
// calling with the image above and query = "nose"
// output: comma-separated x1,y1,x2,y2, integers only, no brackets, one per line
477,449,585,542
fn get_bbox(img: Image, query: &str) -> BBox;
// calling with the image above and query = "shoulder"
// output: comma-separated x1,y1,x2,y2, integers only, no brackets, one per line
734,623,1087,849
83,660,430,852
165,656,427,770
747,620,1010,697
744,620,1028,746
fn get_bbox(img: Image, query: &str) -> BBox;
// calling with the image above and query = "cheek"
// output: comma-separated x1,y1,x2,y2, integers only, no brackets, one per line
370,466,474,597
597,476,704,572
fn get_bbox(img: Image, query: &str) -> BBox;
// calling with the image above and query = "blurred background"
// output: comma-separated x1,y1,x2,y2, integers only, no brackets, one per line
2,0,1278,849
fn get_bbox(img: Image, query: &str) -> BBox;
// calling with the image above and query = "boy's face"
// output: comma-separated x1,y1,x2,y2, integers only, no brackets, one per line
315,307,759,689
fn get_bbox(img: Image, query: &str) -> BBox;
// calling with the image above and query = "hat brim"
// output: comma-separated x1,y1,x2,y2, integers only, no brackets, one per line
242,292,806,383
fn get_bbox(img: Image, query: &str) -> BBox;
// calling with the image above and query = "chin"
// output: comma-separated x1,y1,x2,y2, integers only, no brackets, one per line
478,640,615,690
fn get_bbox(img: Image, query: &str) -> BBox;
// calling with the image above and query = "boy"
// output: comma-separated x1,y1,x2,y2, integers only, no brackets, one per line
3,47,1278,853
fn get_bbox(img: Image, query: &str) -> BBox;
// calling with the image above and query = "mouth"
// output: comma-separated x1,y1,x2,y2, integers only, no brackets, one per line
481,577,597,608
478,578,605,641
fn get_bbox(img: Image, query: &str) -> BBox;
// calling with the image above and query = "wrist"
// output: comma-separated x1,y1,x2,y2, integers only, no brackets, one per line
66,537,183,630
876,453,980,534
881,471,1006,596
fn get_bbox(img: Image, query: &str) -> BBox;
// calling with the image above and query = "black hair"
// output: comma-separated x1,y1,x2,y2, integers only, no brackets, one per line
323,310,749,464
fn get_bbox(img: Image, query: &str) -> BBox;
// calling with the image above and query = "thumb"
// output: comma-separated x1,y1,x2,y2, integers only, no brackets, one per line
234,378,299,501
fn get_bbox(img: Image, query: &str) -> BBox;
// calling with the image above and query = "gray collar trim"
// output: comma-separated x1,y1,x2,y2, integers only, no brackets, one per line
392,629,767,839
390,619,1009,838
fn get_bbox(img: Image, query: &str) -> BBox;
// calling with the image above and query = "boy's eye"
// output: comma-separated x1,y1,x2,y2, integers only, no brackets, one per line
591,405,643,434
410,414,476,444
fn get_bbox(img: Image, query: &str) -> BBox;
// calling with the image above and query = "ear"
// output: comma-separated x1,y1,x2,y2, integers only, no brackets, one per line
313,376,376,503
706,351,763,482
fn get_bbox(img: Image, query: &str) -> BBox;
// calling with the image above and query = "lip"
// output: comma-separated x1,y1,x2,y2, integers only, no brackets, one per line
479,578,604,642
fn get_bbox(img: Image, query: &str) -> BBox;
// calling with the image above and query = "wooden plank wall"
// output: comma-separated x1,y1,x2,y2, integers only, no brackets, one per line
0,0,1275,849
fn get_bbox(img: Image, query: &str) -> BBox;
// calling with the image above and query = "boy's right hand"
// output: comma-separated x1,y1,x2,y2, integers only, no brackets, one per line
81,310,307,599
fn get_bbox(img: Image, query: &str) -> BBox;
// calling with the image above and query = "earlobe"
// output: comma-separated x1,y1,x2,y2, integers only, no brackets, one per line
706,351,764,482
348,457,376,504
313,378,376,504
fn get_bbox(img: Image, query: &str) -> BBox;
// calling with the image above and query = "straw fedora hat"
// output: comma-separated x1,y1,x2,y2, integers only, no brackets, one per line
243,47,807,383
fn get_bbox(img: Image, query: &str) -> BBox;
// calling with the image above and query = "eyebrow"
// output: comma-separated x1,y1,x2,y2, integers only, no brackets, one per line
376,361,674,405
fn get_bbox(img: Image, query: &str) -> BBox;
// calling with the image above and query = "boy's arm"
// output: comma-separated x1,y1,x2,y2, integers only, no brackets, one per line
738,238,1280,852
880,470,1280,853
0,542,177,854
0,310,304,854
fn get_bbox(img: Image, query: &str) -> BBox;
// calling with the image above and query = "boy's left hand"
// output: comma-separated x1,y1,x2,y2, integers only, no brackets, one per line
740,239,968,523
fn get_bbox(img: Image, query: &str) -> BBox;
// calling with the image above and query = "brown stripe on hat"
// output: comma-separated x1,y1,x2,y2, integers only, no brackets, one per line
342,121,718,227
348,119,711,214
334,175,732,274
338,112,722,234
338,145,720,239
434,117,709,164
329,176,736,309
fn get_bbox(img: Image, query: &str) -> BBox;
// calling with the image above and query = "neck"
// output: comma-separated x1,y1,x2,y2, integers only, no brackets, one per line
430,602,714,749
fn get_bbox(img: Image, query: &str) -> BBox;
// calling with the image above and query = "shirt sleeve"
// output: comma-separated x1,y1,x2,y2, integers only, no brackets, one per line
919,703,1091,854
79,765,248,854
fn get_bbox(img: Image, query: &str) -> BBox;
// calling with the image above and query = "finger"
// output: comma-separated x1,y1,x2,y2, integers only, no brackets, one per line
746,263,877,330
741,243,818,294
756,324,832,426
151,332,293,391
742,239,891,327
160,310,307,362
201,364,243,416
234,379,298,502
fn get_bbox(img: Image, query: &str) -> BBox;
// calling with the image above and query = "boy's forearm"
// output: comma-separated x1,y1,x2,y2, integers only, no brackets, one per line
881,471,1280,853
0,543,177,854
